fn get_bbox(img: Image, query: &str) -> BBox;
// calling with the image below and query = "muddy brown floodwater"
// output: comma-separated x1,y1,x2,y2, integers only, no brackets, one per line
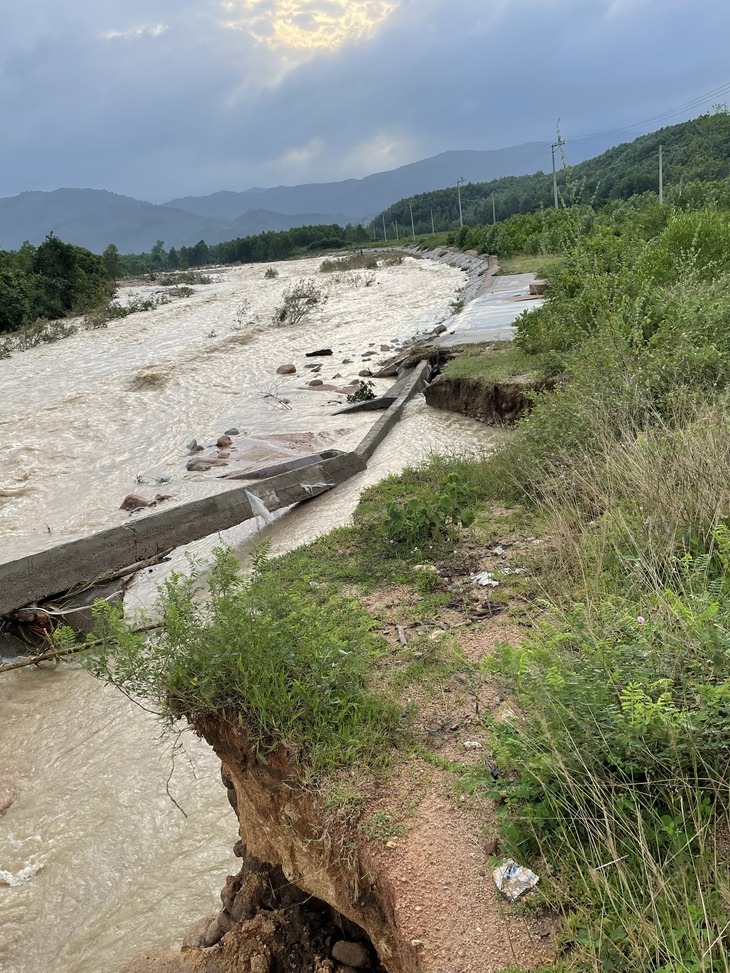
0,254,508,973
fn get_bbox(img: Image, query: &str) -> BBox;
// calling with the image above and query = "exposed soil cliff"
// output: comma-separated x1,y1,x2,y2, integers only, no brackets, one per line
424,374,556,425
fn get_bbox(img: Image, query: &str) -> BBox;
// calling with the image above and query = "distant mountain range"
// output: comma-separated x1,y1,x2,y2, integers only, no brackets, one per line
0,133,624,254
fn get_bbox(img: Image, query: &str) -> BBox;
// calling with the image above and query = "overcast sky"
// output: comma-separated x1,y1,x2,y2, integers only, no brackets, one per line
1,0,727,202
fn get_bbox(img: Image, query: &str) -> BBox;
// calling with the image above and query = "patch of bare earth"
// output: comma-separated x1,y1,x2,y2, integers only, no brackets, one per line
356,573,551,972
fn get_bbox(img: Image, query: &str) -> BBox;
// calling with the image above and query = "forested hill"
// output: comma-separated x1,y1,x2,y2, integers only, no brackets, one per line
373,111,730,234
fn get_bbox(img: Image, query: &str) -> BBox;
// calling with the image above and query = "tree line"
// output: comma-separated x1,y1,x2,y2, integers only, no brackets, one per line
0,233,109,333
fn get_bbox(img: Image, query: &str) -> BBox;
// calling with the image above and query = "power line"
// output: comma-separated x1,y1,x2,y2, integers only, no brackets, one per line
510,80,730,177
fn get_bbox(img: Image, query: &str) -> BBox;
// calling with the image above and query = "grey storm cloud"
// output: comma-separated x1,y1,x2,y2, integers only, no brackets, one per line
0,0,727,201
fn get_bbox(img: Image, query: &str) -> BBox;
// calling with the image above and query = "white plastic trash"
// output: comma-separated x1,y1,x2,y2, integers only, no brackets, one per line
493,859,539,901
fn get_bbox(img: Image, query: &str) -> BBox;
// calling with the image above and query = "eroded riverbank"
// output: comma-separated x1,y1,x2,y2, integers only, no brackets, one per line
0,252,509,973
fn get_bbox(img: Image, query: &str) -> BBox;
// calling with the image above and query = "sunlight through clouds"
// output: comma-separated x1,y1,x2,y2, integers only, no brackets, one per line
221,0,397,51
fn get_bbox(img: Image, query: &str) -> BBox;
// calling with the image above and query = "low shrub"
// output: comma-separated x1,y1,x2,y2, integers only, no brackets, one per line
86,546,402,776
273,279,326,325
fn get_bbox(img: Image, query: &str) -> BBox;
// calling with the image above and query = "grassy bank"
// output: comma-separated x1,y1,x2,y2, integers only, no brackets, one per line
83,190,730,970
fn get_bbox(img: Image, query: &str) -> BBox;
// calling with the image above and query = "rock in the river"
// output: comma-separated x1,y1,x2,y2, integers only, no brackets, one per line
224,427,240,436
305,348,333,357
331,941,370,969
308,379,324,387
181,916,218,951
276,364,297,374
216,434,233,448
358,369,372,378
120,494,155,512
380,344,391,352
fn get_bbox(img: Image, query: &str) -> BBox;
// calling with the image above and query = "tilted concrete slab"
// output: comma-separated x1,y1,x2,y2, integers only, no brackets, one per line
438,273,544,347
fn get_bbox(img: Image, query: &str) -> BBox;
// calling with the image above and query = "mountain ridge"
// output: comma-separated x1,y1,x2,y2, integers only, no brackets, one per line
0,135,622,253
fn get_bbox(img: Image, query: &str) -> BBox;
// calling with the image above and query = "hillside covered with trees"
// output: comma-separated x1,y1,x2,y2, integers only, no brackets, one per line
371,110,730,236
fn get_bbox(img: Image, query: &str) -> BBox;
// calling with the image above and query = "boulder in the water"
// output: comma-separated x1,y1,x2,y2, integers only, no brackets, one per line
120,494,154,512
276,363,296,374
305,348,333,357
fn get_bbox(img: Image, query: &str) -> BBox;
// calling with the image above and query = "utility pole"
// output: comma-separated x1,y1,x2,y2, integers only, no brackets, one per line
659,144,663,204
430,209,435,235
551,138,564,209
492,192,496,224
457,177,465,228
382,215,388,243
409,202,416,241
395,220,399,241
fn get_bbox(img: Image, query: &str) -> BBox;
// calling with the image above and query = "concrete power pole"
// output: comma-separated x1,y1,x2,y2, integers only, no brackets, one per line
382,215,388,243
492,192,496,224
431,209,435,235
551,138,565,209
409,202,416,241
659,145,664,204
457,177,465,228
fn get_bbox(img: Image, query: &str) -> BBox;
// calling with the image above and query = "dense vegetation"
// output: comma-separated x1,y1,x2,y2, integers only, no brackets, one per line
0,233,108,333
373,110,730,236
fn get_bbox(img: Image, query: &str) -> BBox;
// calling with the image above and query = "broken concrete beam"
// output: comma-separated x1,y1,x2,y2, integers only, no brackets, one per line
355,361,431,462
0,452,365,617
332,396,396,415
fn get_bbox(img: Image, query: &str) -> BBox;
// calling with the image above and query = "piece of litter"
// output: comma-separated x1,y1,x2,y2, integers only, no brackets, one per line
493,859,539,901
492,545,504,556
473,571,500,588
245,490,275,525
385,840,398,849
463,740,482,751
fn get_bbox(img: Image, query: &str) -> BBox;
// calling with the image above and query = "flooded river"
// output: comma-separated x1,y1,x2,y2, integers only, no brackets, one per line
0,254,506,973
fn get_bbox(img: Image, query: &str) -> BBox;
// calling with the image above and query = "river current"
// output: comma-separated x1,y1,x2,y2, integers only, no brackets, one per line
0,255,507,973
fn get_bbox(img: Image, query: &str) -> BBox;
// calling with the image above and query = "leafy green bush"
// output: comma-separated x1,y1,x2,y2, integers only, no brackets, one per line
383,472,476,555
